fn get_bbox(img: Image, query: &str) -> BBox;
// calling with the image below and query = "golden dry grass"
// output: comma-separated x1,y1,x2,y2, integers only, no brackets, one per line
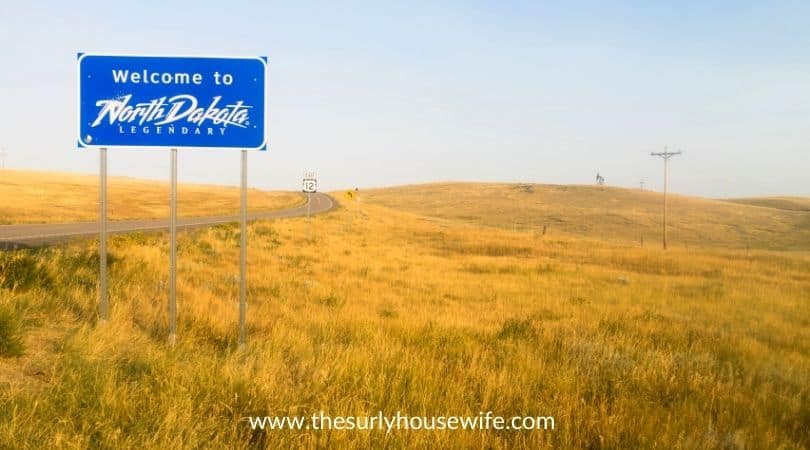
725,196,810,212
0,179,808,448
0,170,304,224
362,183,810,251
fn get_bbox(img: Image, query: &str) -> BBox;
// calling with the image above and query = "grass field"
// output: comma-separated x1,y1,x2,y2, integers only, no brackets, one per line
0,170,304,224
362,183,810,251
0,176,808,448
725,196,810,212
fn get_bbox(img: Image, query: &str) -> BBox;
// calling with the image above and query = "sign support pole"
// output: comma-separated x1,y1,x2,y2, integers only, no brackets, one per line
302,172,317,242
169,148,177,346
99,147,108,322
239,150,248,348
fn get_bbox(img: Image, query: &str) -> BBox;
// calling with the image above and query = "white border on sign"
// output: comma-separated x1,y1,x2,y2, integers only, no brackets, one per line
303,177,317,193
76,52,269,151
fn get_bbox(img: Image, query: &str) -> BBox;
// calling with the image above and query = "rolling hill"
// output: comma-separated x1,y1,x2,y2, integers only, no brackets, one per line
724,196,810,212
361,182,810,251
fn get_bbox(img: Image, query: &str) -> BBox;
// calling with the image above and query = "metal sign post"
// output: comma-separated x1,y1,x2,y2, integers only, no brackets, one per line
99,148,108,321
303,171,317,242
239,150,247,348
79,53,268,346
307,192,312,240
169,149,178,346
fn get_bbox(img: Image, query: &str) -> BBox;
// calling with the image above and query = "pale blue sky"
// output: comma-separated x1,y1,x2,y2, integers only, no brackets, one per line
1,1,808,197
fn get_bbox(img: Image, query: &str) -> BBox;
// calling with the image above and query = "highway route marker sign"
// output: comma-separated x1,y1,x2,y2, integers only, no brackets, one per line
303,171,317,193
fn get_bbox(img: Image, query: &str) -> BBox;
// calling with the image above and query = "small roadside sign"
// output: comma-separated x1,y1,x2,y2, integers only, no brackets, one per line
303,171,317,193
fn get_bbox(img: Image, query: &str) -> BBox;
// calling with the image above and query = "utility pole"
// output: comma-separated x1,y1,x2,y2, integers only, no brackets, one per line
651,148,682,250
639,180,645,191
0,148,7,169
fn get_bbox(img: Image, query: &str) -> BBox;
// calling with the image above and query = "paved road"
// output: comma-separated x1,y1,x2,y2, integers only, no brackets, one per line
0,192,335,249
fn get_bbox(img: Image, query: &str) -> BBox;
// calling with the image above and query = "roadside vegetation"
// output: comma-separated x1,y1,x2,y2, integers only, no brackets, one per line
0,170,304,224
0,179,808,448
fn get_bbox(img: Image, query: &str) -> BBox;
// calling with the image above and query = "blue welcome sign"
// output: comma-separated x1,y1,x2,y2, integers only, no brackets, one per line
78,54,267,150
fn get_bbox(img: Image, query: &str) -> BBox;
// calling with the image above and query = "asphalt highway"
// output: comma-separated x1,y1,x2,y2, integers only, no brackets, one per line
0,192,334,249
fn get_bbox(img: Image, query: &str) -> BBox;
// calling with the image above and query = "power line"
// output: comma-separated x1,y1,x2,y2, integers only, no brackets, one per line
650,147,682,250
